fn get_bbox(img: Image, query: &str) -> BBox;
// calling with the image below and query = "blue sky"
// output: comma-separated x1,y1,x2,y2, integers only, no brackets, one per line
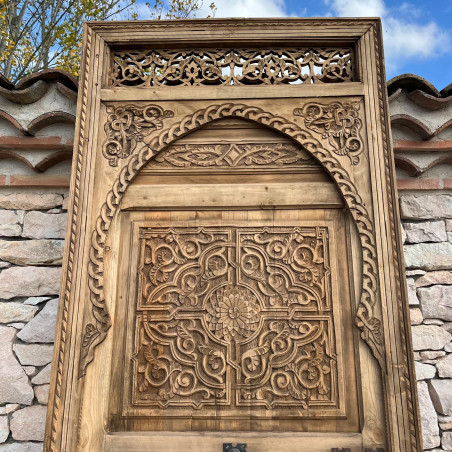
139,0,451,90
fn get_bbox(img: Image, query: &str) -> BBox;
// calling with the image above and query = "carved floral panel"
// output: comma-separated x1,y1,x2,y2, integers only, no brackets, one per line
132,226,339,414
143,142,320,171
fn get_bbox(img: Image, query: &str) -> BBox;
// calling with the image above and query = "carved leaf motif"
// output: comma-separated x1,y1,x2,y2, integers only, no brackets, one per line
149,142,317,170
81,323,99,348
242,343,270,372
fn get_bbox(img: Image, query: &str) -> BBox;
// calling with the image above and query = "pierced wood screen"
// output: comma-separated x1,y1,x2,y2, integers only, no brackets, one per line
46,18,422,452
110,47,354,87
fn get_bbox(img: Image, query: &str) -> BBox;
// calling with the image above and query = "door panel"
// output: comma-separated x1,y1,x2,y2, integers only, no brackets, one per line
109,208,359,436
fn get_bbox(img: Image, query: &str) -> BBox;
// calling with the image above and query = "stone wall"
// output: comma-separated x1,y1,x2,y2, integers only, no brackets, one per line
390,75,452,451
0,71,74,451
0,71,450,451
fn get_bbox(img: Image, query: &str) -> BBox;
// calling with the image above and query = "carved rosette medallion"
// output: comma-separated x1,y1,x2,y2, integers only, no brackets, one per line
132,226,339,413
206,285,261,342
293,102,363,165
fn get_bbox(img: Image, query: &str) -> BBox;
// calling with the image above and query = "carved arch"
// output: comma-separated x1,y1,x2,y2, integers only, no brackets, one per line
80,103,384,376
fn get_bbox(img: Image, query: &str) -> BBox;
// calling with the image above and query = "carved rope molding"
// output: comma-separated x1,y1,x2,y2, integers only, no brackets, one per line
293,102,364,165
47,25,92,452
79,102,385,377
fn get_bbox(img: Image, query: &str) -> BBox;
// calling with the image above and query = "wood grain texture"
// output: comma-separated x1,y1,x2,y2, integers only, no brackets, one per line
45,18,422,452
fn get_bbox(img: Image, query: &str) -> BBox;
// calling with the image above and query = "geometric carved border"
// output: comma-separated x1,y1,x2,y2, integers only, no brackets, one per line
79,102,385,377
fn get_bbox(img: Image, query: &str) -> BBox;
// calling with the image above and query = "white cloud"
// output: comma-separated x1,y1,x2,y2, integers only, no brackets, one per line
326,0,451,76
325,0,385,17
135,0,288,20
199,0,287,18
398,2,422,19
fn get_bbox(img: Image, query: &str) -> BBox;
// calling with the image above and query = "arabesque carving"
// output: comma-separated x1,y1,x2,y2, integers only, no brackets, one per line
134,226,338,411
146,142,317,170
80,103,384,378
103,104,174,166
110,48,353,87
293,102,363,165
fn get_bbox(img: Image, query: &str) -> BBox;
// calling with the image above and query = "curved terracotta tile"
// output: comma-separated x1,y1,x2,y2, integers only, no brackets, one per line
408,90,452,111
15,68,78,91
0,73,14,90
393,155,422,176
0,150,37,171
388,87,402,103
0,70,78,105
430,118,452,139
27,112,76,135
390,114,432,139
35,150,73,172
387,73,440,98
0,80,49,105
421,154,452,174
56,82,78,103
0,110,27,134
441,82,452,98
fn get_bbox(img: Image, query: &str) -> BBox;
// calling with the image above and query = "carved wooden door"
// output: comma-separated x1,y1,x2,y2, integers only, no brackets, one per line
46,19,422,452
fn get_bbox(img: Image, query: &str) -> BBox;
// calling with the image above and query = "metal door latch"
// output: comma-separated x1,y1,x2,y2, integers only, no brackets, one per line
223,444,247,452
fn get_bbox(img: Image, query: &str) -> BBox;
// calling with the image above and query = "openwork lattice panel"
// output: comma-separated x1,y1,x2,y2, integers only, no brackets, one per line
132,225,339,415
110,47,354,87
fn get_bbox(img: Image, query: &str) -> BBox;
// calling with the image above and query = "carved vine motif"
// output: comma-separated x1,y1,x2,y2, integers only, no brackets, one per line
110,48,353,87
103,104,174,166
147,142,317,169
293,102,363,165
80,103,384,377
134,226,337,411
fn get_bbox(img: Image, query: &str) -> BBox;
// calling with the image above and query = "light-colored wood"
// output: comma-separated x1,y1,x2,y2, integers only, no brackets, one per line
46,18,422,452
122,182,343,209
100,83,365,101
104,432,364,451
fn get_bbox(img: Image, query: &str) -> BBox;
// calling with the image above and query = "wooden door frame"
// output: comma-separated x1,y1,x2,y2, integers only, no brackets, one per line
45,18,422,451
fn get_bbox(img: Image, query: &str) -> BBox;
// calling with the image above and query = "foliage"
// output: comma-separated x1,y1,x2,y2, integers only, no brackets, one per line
0,0,215,82
147,0,216,20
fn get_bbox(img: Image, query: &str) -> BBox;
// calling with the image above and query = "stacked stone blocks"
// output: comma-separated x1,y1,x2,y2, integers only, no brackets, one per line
402,194,452,450
0,194,67,451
